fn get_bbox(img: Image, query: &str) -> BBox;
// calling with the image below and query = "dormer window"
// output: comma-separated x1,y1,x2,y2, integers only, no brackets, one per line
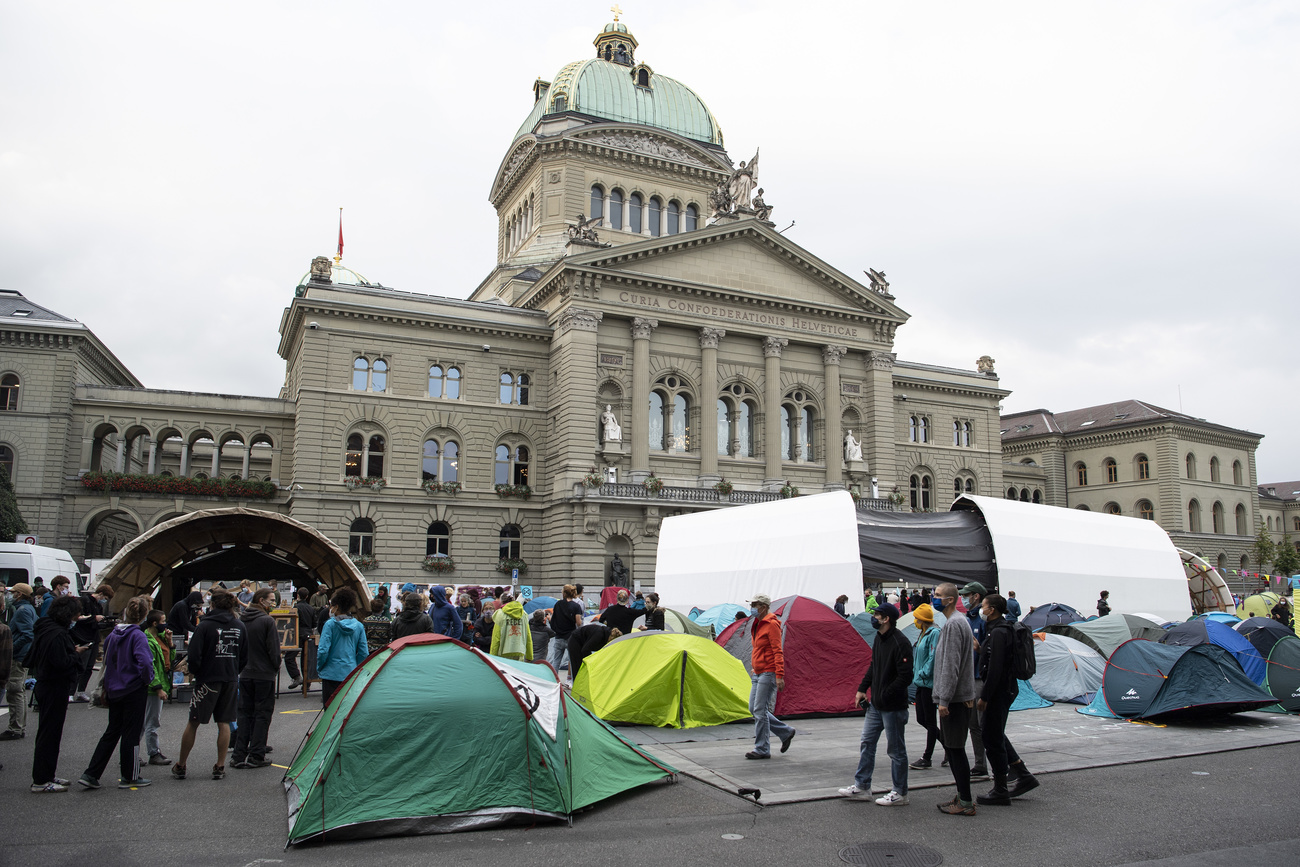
637,68,649,86
552,91,567,112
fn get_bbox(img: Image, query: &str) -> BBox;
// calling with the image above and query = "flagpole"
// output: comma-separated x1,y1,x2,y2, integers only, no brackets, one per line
336,207,344,263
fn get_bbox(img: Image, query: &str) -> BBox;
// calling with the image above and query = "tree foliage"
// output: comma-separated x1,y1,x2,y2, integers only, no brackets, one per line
1252,525,1277,572
0,467,30,542
1273,532,1300,578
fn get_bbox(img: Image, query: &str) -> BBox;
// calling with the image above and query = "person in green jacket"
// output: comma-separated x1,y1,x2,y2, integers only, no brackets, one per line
490,599,533,661
142,610,173,767
908,603,941,770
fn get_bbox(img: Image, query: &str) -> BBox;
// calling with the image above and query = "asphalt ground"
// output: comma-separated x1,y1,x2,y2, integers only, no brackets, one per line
0,686,1296,867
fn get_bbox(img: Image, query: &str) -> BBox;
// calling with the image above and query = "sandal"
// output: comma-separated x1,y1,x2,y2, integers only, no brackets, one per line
212,764,225,780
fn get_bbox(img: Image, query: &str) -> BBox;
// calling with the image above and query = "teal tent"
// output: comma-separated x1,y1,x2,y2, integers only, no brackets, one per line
283,635,675,844
1011,679,1052,711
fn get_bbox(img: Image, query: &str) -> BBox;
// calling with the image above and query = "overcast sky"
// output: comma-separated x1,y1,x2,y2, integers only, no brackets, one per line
3,1,1297,480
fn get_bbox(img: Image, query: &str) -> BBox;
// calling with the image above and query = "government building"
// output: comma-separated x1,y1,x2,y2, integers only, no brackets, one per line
0,18,1274,601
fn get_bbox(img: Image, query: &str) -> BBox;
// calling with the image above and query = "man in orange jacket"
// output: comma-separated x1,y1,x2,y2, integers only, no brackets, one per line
745,594,796,759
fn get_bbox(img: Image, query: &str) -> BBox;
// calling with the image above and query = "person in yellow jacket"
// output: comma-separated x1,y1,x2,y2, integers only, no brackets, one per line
490,598,534,661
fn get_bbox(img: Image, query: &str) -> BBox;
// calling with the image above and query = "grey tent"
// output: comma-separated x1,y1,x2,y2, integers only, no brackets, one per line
1044,613,1166,659
1029,633,1105,703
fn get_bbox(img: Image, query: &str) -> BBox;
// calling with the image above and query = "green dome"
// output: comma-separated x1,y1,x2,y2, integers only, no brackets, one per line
517,58,723,146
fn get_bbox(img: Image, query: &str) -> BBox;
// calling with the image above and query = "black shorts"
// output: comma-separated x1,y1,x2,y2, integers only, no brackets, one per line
189,680,237,725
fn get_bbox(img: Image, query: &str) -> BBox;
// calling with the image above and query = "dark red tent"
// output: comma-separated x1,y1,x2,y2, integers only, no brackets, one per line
716,595,871,715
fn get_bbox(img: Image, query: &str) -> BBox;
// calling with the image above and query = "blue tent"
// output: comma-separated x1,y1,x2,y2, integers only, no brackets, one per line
1011,680,1052,711
692,603,750,636
1160,619,1266,685
1077,639,1273,721
1022,603,1085,631
1196,611,1242,626
524,595,558,614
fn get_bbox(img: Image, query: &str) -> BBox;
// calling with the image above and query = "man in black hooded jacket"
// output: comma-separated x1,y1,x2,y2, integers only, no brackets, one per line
231,589,281,769
976,593,1039,806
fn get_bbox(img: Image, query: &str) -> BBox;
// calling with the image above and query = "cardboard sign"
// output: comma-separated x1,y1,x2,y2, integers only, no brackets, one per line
272,610,299,651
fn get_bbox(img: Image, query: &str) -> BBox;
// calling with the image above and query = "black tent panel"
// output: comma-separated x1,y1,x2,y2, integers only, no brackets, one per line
856,509,997,589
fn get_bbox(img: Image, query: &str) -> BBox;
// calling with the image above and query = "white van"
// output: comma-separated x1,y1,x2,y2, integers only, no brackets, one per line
0,543,82,596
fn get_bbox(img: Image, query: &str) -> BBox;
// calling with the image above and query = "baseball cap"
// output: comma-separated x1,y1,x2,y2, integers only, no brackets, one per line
875,603,901,622
748,593,771,606
958,582,988,597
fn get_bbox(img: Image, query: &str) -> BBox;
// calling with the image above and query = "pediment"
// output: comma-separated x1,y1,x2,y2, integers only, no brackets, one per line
563,221,908,321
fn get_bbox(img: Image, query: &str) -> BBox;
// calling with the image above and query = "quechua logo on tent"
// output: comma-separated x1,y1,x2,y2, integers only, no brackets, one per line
1121,688,1141,700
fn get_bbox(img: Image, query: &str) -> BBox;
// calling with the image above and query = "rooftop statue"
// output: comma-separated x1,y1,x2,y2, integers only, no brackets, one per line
728,149,759,211
567,213,602,244
752,188,773,222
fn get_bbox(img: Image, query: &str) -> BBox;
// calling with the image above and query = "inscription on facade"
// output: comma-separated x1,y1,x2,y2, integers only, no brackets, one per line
841,382,862,396
616,291,860,338
599,353,625,367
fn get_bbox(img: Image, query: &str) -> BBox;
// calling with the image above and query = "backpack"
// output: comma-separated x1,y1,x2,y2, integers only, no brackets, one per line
1010,620,1036,680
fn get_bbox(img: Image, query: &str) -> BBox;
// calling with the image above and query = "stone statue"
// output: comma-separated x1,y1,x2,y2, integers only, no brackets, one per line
976,355,996,374
310,256,332,283
707,181,733,220
751,188,773,222
728,149,759,211
567,213,602,243
845,430,863,462
601,404,622,442
609,553,629,588
865,268,890,295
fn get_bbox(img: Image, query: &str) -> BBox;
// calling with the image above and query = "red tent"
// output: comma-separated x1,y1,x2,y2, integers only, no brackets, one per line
716,595,871,715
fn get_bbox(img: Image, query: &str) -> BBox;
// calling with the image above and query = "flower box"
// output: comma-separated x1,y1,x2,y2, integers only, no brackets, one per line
643,475,664,497
422,555,456,573
421,480,461,495
344,476,387,490
78,471,277,500
780,484,800,499
582,469,604,489
495,484,532,500
713,478,734,496
349,554,378,572
496,558,528,575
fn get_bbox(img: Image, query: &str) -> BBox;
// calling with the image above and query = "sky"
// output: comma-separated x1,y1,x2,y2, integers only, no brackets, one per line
2,1,1297,480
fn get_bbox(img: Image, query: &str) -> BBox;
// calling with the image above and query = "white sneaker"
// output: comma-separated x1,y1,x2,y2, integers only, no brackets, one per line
875,790,910,806
838,784,869,798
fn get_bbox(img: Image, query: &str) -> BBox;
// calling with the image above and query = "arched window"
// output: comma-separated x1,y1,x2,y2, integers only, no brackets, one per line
345,433,363,477
426,521,451,557
909,416,918,443
1076,504,1091,511
0,374,18,411
1020,488,1030,502
371,359,387,392
499,372,530,405
910,473,933,511
1032,489,1042,504
953,474,975,497
348,518,374,556
1104,458,1118,484
1186,453,1197,479
1294,518,1300,532
783,389,816,461
648,391,665,451
366,435,385,477
351,357,387,392
1138,500,1154,521
343,432,385,478
1006,487,1017,500
590,185,604,223
1105,502,1121,516
494,444,530,487
0,443,14,481
1217,553,1226,569
628,193,643,234
499,524,522,561
963,422,973,447
429,365,461,399
684,204,698,232
637,68,649,87
352,357,369,391
422,438,460,483
953,421,961,447
608,189,624,230
651,375,692,453
918,416,929,444
1136,454,1150,480
1240,554,1249,572
1210,456,1220,483
1232,461,1243,486
1076,463,1088,486
1212,501,1225,534
1235,504,1247,535
648,197,662,237
718,385,757,458
667,200,680,235
1188,499,1202,533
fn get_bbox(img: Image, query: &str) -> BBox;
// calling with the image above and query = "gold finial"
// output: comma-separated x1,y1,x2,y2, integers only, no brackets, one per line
610,4,622,21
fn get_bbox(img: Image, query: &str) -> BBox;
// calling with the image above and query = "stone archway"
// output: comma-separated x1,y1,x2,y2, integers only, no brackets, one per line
97,506,369,611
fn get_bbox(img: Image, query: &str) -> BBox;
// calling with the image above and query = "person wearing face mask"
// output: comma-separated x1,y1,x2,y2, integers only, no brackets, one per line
975,593,1039,805
908,603,941,771
957,582,989,781
838,602,913,805
39,576,72,618
931,583,978,816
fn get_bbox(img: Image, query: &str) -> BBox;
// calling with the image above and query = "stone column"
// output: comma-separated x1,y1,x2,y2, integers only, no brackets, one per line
823,345,847,487
698,328,726,482
641,200,652,236
622,196,631,233
762,337,788,488
146,439,157,475
210,443,221,476
241,442,251,479
114,438,126,473
865,350,897,496
630,317,658,478
179,441,190,476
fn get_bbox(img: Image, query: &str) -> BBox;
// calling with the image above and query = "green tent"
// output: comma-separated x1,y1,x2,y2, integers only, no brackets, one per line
283,635,675,844
571,632,752,729
631,607,714,639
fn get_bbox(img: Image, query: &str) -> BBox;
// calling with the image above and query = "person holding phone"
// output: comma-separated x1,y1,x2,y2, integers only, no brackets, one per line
27,595,91,792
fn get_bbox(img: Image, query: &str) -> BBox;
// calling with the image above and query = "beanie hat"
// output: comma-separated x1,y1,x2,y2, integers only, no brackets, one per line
912,602,934,624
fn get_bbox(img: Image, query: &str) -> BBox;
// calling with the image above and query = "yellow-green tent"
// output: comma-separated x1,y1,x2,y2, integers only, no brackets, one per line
571,632,752,728
1238,592,1280,620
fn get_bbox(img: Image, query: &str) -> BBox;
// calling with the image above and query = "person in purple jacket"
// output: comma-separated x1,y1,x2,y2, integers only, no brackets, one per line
77,595,156,790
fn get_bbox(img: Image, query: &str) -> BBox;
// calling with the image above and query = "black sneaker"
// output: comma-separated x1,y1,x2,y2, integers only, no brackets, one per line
76,773,101,790
0,730,25,740
119,777,152,789
744,751,771,760
212,764,225,780
231,760,252,770
970,765,990,781
909,757,932,770
779,733,795,754
245,758,274,768
171,763,186,780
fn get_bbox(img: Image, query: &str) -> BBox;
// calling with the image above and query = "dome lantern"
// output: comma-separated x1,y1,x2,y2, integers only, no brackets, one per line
594,12,637,66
